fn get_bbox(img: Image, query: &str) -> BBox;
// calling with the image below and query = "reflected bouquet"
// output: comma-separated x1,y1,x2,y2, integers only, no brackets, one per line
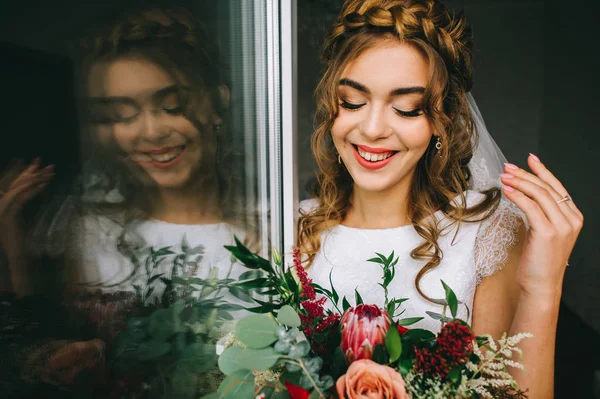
205,239,532,399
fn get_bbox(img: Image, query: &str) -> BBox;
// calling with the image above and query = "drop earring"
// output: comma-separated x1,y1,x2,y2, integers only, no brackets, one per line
338,154,342,165
435,136,442,157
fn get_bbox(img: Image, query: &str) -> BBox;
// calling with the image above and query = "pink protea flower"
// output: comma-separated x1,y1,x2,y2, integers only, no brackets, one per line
340,304,391,364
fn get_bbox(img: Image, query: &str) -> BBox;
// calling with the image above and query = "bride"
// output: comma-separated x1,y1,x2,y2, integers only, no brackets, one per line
297,1,582,398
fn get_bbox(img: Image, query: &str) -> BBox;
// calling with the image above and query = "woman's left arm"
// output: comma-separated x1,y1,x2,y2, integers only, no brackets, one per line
476,154,583,399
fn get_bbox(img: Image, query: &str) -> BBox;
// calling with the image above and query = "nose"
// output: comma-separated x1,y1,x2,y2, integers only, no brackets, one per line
360,105,390,141
140,110,170,141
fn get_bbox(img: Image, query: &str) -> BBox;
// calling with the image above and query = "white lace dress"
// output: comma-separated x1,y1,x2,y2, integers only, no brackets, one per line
301,190,523,333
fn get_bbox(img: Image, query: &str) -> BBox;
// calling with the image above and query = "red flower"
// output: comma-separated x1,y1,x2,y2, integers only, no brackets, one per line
436,320,474,367
397,325,410,336
340,305,391,364
414,347,451,379
293,249,315,300
284,381,310,399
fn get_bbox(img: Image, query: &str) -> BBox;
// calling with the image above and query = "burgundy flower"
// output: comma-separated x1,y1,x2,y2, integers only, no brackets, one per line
340,305,391,364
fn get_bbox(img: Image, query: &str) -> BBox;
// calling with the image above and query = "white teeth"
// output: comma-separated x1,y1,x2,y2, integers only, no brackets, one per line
146,147,185,163
357,148,393,162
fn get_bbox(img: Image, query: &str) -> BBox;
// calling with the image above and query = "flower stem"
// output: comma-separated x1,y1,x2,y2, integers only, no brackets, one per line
284,357,325,399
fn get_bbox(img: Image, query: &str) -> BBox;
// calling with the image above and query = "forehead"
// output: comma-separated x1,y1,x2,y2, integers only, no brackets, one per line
340,40,429,91
87,57,176,99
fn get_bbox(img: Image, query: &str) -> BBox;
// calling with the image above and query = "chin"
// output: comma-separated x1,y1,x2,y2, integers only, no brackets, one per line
146,171,194,190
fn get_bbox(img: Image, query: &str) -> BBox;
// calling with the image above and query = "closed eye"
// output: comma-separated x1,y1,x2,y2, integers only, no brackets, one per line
393,108,423,118
164,107,184,115
340,99,365,110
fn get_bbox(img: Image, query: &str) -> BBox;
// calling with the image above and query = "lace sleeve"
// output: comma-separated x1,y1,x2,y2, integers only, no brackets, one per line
473,198,525,284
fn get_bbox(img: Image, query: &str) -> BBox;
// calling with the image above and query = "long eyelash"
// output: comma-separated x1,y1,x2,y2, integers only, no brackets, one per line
340,99,365,110
164,107,184,115
393,108,423,118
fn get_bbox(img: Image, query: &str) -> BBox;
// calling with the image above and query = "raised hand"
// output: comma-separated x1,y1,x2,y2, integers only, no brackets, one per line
0,158,54,233
500,153,583,298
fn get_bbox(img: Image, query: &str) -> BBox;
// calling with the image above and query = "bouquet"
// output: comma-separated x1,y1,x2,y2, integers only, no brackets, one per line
204,238,532,399
106,237,251,398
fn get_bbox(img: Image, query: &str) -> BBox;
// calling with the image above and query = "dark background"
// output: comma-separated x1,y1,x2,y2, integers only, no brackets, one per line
0,0,598,397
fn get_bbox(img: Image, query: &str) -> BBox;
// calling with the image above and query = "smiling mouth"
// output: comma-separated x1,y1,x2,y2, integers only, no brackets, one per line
142,146,186,163
353,145,398,162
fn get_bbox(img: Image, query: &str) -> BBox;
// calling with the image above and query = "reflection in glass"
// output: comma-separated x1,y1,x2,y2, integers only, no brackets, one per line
0,3,279,398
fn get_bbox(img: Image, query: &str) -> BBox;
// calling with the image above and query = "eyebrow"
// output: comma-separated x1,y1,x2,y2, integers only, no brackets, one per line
86,85,185,104
339,78,425,96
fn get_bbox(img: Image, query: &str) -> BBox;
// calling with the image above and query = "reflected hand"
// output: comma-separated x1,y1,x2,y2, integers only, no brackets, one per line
42,339,106,386
500,154,583,298
0,158,54,234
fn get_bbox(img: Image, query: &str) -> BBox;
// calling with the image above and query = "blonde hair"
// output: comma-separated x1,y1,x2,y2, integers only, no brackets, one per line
297,0,501,301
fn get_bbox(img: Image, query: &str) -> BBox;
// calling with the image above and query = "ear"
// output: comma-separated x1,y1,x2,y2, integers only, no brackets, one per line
217,84,230,110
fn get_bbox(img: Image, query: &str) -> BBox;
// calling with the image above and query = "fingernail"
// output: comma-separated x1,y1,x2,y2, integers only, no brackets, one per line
529,153,540,162
503,185,515,192
504,162,519,171
500,173,514,179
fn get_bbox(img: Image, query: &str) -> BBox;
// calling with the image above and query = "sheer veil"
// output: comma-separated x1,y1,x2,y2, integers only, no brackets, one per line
467,93,508,192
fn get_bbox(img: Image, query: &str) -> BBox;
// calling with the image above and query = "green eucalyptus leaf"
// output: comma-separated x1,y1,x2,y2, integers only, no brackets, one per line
441,280,459,318
235,314,279,348
385,324,402,363
135,341,171,360
180,342,217,373
425,311,454,323
288,341,310,359
171,366,198,399
148,308,181,341
397,317,424,327
236,347,281,370
217,369,254,399
277,305,301,327
304,357,323,374
285,361,301,372
200,393,221,399
218,345,245,375
272,391,291,399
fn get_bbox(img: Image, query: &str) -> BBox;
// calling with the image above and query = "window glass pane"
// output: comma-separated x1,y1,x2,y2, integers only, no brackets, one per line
0,1,280,396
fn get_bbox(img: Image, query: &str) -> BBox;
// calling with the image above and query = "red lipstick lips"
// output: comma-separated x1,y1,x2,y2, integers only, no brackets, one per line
352,144,398,170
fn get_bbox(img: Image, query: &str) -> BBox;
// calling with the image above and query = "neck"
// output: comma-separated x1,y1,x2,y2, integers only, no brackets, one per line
344,176,413,229
148,184,222,225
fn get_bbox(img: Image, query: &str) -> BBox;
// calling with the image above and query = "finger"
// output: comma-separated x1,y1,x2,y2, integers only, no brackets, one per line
504,161,579,224
9,159,42,189
0,178,50,215
502,185,553,231
0,159,26,188
500,174,571,229
527,154,584,220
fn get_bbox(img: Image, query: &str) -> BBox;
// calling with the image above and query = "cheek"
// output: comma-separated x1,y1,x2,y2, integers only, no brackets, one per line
399,119,432,150
111,125,137,150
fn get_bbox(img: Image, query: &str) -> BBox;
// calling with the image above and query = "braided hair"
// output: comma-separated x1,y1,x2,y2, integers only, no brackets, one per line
297,0,501,301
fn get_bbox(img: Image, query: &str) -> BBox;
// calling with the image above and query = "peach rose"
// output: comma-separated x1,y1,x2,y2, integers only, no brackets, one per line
336,359,410,399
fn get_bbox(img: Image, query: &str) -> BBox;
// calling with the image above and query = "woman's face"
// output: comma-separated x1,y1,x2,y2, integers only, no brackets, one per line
87,57,219,189
331,40,434,194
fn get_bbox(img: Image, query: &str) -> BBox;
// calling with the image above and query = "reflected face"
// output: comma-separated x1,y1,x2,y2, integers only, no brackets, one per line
87,58,218,189
332,40,433,194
